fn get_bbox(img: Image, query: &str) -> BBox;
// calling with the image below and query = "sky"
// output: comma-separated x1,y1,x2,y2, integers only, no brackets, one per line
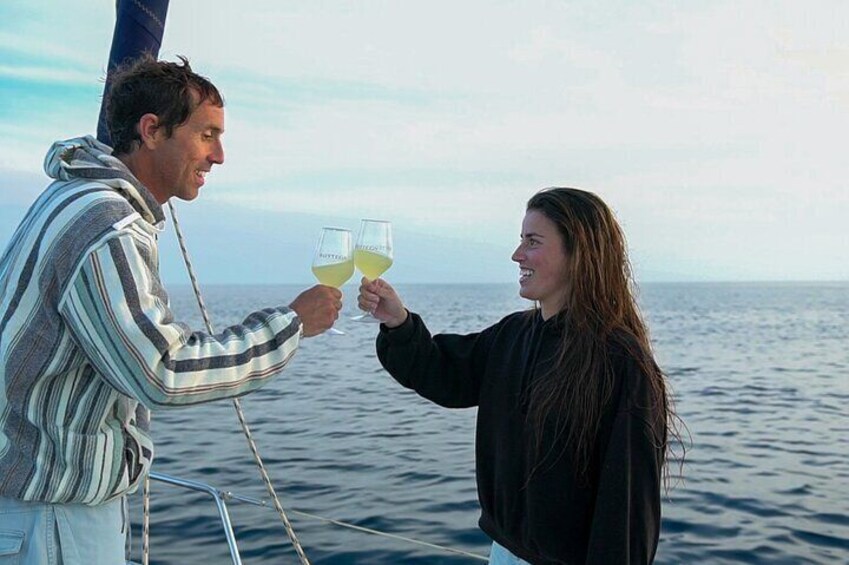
0,1,847,284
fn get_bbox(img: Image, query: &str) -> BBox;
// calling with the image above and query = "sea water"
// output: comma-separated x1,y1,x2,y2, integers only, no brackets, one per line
130,282,849,564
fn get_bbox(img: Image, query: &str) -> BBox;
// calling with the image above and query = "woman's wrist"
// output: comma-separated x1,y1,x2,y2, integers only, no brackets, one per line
384,308,409,329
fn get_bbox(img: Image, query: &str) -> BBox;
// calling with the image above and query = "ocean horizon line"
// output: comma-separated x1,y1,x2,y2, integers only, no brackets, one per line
164,279,849,287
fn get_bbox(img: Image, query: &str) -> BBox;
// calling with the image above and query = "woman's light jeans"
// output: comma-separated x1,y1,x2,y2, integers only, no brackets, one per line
489,540,532,564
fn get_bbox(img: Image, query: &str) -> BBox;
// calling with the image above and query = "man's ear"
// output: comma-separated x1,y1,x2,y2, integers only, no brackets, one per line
137,113,161,149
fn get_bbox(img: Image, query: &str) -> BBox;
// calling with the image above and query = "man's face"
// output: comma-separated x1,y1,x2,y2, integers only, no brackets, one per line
148,99,225,202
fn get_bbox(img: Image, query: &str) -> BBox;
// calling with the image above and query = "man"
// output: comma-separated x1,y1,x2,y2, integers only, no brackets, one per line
0,56,340,563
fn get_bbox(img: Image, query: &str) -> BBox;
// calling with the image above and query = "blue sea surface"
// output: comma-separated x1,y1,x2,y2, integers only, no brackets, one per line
129,282,849,564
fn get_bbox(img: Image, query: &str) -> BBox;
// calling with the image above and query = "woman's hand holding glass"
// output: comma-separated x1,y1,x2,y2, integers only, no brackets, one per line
357,278,408,328
351,219,393,322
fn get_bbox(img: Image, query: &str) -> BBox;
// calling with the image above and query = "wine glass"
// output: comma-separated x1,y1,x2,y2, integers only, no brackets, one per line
311,227,354,335
352,219,393,322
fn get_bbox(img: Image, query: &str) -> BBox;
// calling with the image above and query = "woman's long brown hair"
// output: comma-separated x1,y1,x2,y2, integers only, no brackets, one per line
525,187,682,482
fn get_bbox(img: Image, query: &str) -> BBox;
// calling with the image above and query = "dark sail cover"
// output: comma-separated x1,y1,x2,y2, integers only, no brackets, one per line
97,0,170,145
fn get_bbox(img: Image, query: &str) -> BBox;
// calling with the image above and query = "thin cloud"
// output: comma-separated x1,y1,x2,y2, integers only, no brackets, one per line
0,65,94,85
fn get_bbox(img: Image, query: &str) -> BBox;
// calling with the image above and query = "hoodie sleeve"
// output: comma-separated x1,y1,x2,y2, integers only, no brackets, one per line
58,229,302,410
376,312,493,408
584,351,665,565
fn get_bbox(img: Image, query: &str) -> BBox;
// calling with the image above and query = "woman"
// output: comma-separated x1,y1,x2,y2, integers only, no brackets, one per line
358,187,675,564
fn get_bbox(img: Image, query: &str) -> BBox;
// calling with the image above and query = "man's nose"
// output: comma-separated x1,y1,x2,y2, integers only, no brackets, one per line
209,140,224,165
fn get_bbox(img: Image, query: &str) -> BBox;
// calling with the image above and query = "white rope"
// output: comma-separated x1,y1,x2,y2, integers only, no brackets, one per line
286,508,489,561
159,200,311,564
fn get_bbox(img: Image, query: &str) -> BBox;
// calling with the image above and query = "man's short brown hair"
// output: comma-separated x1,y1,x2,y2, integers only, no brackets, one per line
106,55,224,155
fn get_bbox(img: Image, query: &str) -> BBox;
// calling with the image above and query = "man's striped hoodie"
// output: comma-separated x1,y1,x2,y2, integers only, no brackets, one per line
0,136,302,505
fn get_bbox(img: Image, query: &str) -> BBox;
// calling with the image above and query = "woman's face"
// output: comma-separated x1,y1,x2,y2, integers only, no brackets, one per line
511,209,570,319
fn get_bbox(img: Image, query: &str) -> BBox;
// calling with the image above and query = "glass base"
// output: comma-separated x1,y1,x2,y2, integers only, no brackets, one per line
350,312,381,323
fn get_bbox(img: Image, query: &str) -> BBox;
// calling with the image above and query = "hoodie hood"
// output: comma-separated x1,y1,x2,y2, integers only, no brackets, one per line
43,135,165,225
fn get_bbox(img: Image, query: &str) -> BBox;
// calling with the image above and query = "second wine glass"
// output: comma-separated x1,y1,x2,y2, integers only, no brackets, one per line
312,227,354,335
352,219,393,322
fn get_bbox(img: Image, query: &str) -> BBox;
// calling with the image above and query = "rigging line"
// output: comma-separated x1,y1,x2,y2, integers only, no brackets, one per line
219,489,487,560
213,485,489,561
286,508,489,561
166,200,311,564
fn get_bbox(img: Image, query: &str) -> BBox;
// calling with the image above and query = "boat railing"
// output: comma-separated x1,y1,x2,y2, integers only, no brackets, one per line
148,471,249,565
138,471,489,564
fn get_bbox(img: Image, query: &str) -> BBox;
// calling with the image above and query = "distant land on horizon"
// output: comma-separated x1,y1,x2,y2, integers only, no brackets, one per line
2,201,845,286
161,280,849,289
1,183,845,286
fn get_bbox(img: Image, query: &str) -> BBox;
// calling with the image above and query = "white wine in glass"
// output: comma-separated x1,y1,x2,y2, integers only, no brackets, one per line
312,227,354,335
352,219,393,322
